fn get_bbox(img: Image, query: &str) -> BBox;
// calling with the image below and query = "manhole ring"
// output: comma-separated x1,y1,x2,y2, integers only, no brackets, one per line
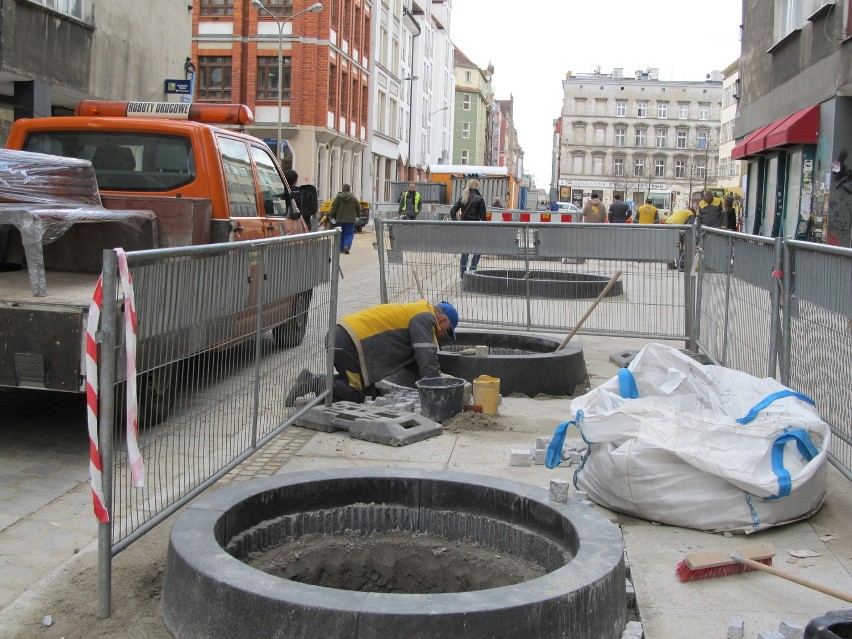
163,468,626,638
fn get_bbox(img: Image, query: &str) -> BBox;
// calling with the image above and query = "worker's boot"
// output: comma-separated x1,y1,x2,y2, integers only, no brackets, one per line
284,368,326,407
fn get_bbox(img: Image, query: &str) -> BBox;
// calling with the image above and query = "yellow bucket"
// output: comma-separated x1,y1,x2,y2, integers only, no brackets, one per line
472,375,500,415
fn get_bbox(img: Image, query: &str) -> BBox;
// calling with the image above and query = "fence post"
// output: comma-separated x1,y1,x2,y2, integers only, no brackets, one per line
524,226,532,330
693,225,704,350
780,239,793,386
326,232,341,407
97,249,118,618
720,235,735,365
249,246,266,447
376,219,388,304
684,226,696,350
767,237,783,379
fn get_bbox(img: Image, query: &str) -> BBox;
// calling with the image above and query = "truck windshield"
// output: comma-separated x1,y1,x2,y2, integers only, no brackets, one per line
22,131,195,192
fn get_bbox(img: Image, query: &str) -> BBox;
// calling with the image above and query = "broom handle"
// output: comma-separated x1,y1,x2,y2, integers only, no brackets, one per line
555,270,622,352
737,556,852,604
412,269,426,300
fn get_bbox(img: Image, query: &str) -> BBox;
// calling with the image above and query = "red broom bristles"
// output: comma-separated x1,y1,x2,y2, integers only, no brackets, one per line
675,556,773,582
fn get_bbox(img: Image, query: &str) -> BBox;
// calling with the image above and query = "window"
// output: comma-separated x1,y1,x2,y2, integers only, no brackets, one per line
675,159,686,178
636,101,647,118
256,0,293,15
575,98,587,114
573,124,587,144
465,71,471,82
654,158,666,177
256,56,291,100
656,129,667,148
676,130,687,149
698,103,709,120
572,153,584,174
198,56,232,100
462,122,470,139
774,0,806,41
616,100,627,117
27,0,89,20
657,102,668,119
329,63,338,111
460,149,469,165
635,128,646,147
217,138,256,217
594,126,606,145
697,131,708,149
678,103,689,119
593,154,604,175
463,94,471,111
633,158,645,177
251,145,289,216
614,157,624,176
596,99,607,115
615,127,626,147
200,0,233,15
697,159,706,180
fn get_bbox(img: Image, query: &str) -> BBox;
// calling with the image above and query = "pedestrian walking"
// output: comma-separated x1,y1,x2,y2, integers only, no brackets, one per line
582,195,606,223
398,183,421,219
329,183,360,254
608,193,631,223
698,190,725,228
724,194,737,231
450,178,487,279
285,300,459,405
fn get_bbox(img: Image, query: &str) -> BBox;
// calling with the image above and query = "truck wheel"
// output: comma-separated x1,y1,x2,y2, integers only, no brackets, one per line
274,289,313,348
138,364,178,427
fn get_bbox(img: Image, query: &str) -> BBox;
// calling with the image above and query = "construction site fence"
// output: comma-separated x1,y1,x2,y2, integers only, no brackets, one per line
375,219,851,481
96,229,339,615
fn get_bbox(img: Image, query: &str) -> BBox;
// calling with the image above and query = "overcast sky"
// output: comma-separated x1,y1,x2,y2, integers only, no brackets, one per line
449,0,744,192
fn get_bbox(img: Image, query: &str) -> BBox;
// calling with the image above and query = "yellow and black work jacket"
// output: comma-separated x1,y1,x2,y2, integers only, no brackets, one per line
637,204,659,224
398,190,421,214
339,301,440,386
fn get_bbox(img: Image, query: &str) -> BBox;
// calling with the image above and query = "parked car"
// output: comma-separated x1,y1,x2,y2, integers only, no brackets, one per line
556,201,580,214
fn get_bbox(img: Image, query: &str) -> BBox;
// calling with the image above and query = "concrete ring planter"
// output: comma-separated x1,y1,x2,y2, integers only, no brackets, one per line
438,330,588,396
162,468,626,639
462,269,624,299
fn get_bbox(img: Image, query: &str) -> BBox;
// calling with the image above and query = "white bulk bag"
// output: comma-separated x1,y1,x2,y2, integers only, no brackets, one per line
566,343,830,533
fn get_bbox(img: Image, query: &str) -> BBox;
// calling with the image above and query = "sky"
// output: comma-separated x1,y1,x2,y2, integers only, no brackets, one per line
449,0,744,192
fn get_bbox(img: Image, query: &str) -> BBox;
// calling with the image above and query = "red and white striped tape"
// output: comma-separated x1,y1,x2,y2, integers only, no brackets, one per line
86,248,144,523
485,211,574,224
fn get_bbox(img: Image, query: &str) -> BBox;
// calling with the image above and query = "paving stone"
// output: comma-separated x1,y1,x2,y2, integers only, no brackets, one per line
609,349,639,368
727,619,745,639
778,620,803,639
510,448,533,467
536,436,551,450
758,632,784,639
549,478,570,502
533,449,546,465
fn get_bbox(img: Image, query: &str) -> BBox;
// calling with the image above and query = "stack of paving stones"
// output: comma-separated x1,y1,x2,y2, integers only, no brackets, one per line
728,619,804,639
510,436,586,469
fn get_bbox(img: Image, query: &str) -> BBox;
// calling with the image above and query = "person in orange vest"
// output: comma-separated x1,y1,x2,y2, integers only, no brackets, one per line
636,197,659,224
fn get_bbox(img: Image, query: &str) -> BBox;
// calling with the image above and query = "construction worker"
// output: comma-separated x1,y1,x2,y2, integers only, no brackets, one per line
398,183,421,219
698,190,726,228
285,300,459,406
636,197,659,224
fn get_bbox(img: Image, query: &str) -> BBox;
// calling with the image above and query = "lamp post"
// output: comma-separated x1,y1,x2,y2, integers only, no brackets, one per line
404,75,418,180
252,1,323,159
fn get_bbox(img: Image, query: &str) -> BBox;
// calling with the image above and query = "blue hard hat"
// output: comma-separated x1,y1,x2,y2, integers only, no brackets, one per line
435,301,458,339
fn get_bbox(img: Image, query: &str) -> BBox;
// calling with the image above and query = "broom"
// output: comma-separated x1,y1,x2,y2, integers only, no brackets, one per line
676,542,852,604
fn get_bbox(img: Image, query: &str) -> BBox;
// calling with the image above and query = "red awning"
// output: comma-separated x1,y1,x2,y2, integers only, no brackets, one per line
731,125,770,160
730,104,820,160
765,104,820,148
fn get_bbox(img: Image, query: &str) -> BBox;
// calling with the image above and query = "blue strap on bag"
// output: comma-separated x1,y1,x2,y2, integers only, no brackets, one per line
618,368,639,399
546,410,585,469
768,428,820,499
736,389,815,424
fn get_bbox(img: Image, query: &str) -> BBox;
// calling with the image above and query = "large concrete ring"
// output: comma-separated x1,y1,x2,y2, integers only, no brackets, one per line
439,330,587,396
162,468,627,639
462,269,624,299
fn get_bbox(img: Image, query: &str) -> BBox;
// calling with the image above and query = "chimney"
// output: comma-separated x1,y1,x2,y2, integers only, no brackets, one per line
612,67,623,78
635,70,642,80
648,68,659,80
566,71,573,78
709,70,723,82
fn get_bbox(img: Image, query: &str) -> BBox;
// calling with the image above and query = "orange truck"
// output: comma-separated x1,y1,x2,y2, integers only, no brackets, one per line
1,101,313,411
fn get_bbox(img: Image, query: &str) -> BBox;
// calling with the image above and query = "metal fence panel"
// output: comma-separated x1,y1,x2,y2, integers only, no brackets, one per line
377,219,690,340
786,241,852,476
104,231,337,551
